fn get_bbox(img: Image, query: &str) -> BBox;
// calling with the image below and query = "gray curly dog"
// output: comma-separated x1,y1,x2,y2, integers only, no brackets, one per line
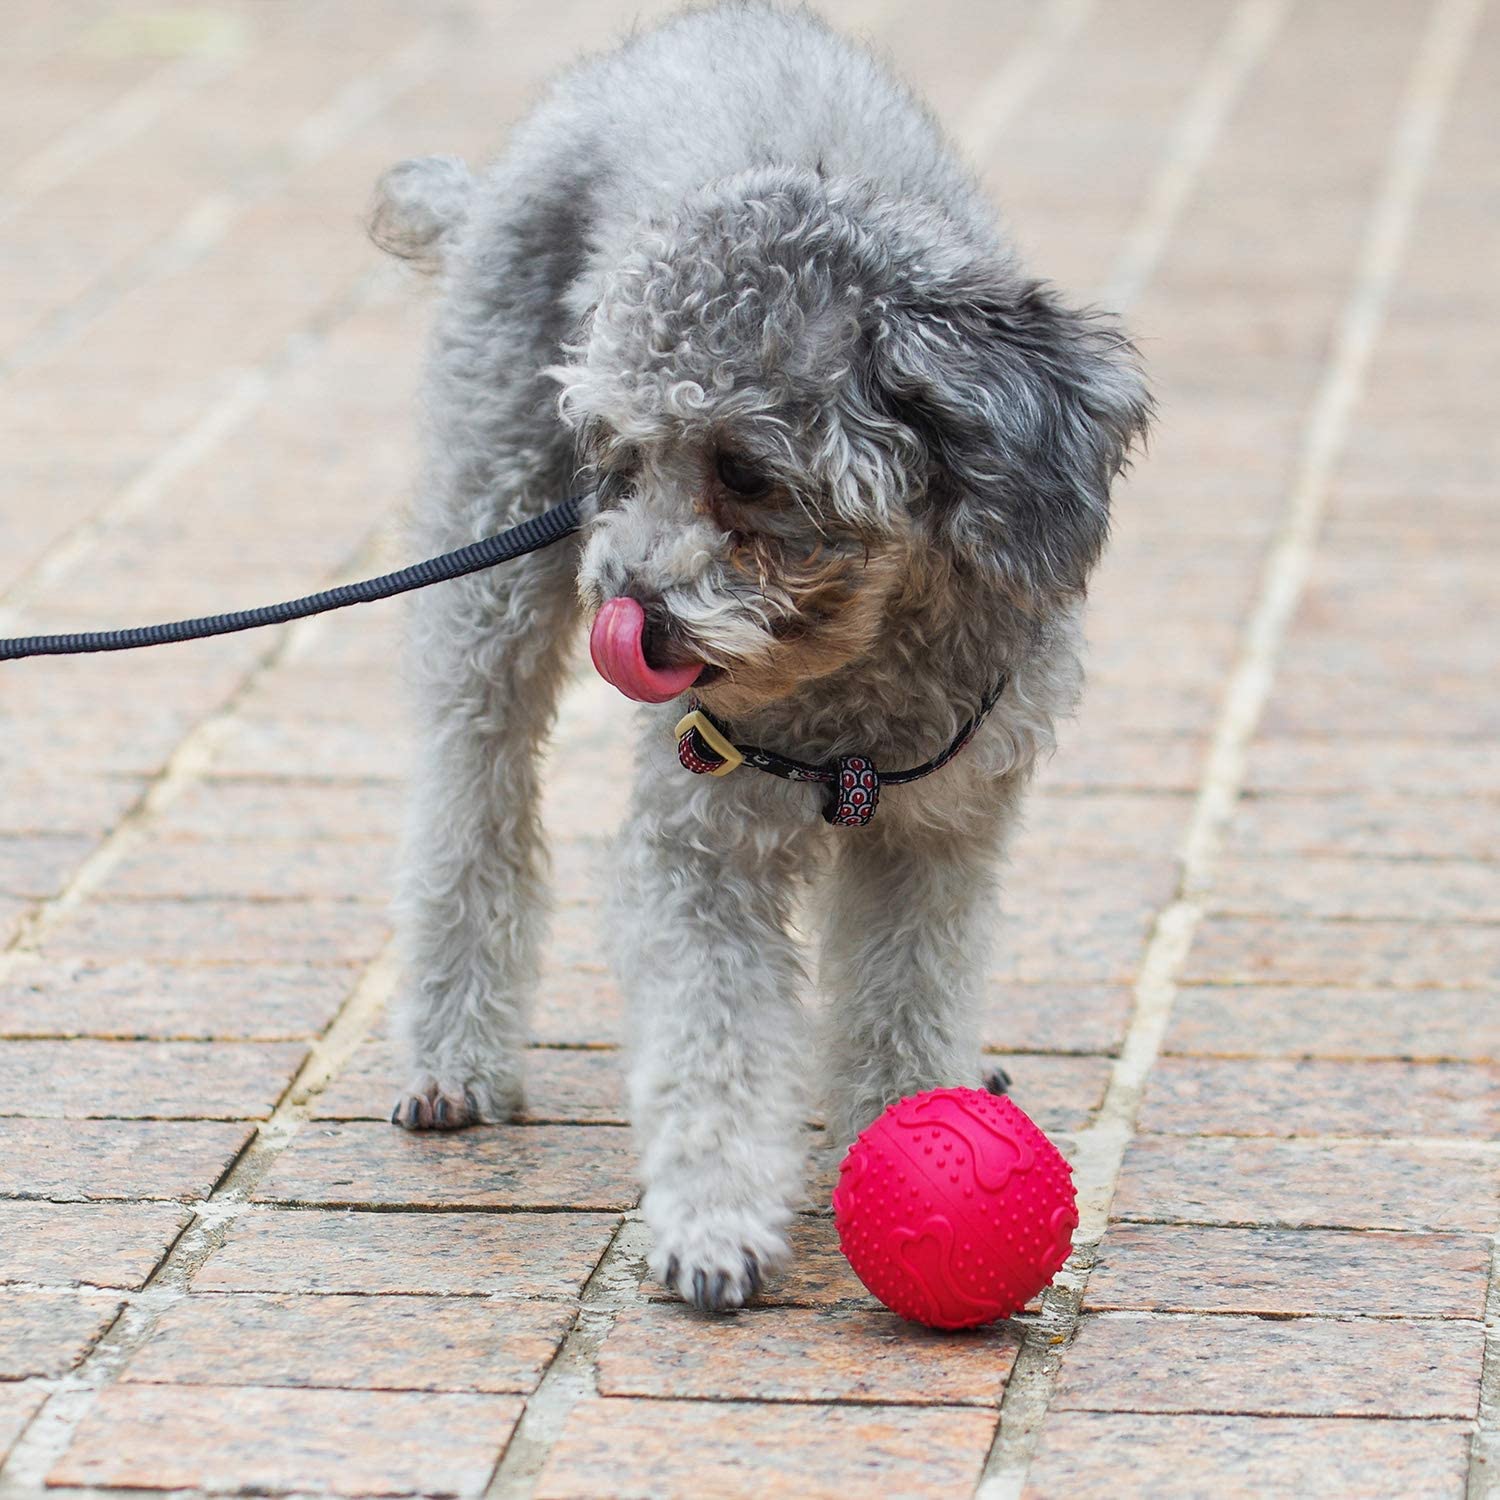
370,1,1150,1313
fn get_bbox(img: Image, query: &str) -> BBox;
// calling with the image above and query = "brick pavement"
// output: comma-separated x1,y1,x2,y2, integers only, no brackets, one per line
0,0,1496,1495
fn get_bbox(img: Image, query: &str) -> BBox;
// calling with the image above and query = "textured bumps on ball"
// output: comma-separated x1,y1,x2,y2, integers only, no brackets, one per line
832,1087,1078,1330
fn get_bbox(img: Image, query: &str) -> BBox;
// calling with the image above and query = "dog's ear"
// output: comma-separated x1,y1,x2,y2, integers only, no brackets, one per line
868,274,1151,595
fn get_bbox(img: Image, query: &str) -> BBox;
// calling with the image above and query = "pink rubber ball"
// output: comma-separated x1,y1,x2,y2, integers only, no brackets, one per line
832,1087,1078,1329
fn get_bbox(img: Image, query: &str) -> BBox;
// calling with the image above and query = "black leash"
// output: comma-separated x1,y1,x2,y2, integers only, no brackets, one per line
0,496,586,662
676,673,1008,826
2,488,1002,828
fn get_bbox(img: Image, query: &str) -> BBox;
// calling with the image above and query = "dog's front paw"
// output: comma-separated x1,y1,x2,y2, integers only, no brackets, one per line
389,1074,516,1130
648,1213,790,1313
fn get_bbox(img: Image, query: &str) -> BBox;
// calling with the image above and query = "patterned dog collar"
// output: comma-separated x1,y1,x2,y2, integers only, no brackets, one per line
673,674,1008,827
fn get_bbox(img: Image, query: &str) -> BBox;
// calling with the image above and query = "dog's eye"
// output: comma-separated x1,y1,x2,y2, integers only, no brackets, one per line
715,450,770,499
603,444,639,478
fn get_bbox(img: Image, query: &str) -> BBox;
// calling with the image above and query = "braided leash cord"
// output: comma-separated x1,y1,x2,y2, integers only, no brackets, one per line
0,496,586,662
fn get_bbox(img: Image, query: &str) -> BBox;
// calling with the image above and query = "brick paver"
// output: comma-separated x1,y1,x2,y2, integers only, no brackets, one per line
0,1202,193,1290
0,0,1495,1496
1023,1413,1472,1499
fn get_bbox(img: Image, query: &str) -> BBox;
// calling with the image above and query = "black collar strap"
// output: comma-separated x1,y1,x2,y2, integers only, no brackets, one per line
674,673,1008,827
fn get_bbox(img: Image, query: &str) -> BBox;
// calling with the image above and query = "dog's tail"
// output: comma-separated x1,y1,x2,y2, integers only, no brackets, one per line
367,155,475,274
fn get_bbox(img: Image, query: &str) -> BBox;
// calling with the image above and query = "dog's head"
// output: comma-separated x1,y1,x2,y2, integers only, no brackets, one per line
552,168,1150,714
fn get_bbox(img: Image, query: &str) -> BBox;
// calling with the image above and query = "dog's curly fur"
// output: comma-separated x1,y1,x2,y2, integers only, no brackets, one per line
372,1,1150,1312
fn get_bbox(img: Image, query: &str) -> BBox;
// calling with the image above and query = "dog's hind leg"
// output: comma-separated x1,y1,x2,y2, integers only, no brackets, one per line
377,147,596,1130
817,796,1020,1148
390,494,581,1130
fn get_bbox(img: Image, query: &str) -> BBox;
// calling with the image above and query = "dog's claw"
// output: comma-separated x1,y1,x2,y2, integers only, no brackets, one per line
391,1080,492,1131
985,1066,1013,1096
658,1243,767,1312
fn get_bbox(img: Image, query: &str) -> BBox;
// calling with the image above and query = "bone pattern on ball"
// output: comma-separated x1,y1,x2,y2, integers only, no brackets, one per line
832,1087,1078,1330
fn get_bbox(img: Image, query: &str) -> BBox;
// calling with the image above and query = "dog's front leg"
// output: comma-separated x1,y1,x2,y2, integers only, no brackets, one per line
819,803,1016,1148
615,786,810,1313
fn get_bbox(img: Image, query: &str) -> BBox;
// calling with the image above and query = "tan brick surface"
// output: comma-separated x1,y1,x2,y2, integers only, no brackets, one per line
1226,791,1500,859
0,1382,45,1466
1164,984,1500,1062
1113,1137,1500,1233
0,1201,192,1288
0,1038,306,1118
125,1292,576,1393
1024,1413,1471,1500
0,1289,123,1378
0,833,95,900
0,900,25,949
599,1305,1021,1406
1032,734,1210,794
0,956,352,1040
1245,739,1500,797
977,1054,1115,1134
0,774,146,837
535,1397,997,1499
39,896,390,965
1209,855,1500,922
0,1119,252,1200
3,0,1498,1493
1138,1056,1500,1138
195,1208,619,1298
978,984,1135,1057
1056,1314,1483,1418
315,1037,627,1124
51,1383,522,1496
99,837,394,903
1182,916,1500,987
1086,1224,1490,1318
158,778,404,842
252,1122,639,1210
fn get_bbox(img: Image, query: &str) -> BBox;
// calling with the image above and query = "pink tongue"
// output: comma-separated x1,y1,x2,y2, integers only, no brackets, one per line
589,596,702,704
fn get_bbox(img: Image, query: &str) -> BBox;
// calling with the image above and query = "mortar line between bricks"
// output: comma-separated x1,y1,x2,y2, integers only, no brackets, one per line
975,0,1488,1493
0,1275,1482,1325
482,1219,653,1499
1470,1235,1500,1499
503,1394,1478,1422
0,23,443,384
